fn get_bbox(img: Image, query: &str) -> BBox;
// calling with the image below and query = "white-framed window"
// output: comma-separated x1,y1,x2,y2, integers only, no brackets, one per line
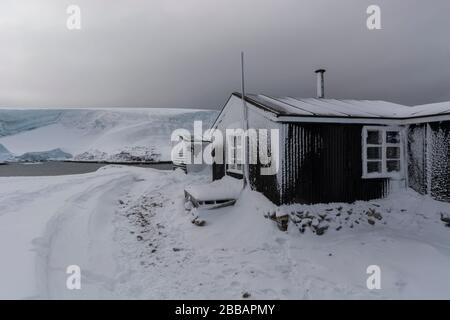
227,134,244,174
362,126,403,179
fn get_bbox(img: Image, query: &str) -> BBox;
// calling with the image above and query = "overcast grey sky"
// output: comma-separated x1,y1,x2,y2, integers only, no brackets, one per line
1,0,449,109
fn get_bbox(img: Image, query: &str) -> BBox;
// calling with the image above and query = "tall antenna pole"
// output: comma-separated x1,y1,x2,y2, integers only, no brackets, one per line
241,51,249,189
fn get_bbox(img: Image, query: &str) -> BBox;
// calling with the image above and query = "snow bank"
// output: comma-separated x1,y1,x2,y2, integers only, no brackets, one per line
2,164,450,299
0,108,217,162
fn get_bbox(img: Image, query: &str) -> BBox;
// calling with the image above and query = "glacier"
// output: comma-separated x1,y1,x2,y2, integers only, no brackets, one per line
0,108,218,162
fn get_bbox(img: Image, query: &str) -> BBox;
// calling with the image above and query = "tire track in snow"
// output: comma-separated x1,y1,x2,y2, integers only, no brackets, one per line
35,171,141,299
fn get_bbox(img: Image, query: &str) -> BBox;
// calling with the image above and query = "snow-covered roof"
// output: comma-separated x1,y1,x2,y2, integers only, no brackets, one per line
245,94,409,118
238,93,450,120
408,101,450,117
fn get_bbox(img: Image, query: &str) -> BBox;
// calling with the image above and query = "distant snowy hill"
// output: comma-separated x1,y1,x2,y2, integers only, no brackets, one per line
0,108,217,162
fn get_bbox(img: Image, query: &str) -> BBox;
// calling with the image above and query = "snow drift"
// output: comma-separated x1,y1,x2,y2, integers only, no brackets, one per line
0,108,217,162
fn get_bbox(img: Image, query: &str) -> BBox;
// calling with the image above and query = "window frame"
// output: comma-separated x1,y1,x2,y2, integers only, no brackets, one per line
227,134,244,175
362,126,404,179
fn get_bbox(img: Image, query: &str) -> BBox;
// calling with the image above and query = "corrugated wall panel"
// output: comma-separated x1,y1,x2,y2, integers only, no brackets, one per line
281,123,389,204
429,122,450,202
407,124,427,195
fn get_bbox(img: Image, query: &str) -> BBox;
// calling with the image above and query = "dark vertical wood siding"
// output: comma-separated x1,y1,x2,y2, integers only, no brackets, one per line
407,124,427,195
429,121,450,202
212,161,225,181
249,144,282,205
281,123,389,204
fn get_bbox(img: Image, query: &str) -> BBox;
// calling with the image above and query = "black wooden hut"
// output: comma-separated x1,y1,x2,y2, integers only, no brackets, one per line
210,91,450,206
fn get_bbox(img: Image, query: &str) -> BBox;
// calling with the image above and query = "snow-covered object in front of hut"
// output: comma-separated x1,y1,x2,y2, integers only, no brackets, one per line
185,175,243,202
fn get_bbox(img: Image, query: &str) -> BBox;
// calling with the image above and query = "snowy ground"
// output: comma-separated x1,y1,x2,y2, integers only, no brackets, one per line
0,166,450,299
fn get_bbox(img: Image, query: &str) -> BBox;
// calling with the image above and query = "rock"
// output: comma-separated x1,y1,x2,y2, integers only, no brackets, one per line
368,219,375,225
242,292,251,299
192,219,206,227
118,199,124,205
136,235,143,241
173,248,182,252
366,208,383,220
276,215,289,231
336,226,342,231
311,217,320,227
315,225,329,236
440,213,450,224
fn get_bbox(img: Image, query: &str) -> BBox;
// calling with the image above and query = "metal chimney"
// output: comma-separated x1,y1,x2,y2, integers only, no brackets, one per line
315,69,326,98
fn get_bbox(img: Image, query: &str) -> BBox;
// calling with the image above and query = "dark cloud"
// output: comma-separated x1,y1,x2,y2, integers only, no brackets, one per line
1,0,449,109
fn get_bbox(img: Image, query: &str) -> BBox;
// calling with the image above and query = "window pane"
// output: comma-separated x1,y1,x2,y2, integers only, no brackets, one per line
236,148,242,163
386,147,400,159
367,161,381,173
387,160,400,172
386,131,400,143
367,147,381,160
367,131,381,145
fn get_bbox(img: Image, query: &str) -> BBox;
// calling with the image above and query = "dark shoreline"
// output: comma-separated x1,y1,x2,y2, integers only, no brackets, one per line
62,160,172,165
0,161,173,177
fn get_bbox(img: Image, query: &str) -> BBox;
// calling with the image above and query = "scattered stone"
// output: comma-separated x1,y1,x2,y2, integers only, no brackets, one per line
366,208,383,220
242,292,251,299
440,213,450,224
118,199,124,205
368,219,375,225
336,226,342,231
192,219,206,227
151,249,157,253
136,235,143,241
315,225,329,236
328,253,333,256
173,247,182,252
276,215,289,231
